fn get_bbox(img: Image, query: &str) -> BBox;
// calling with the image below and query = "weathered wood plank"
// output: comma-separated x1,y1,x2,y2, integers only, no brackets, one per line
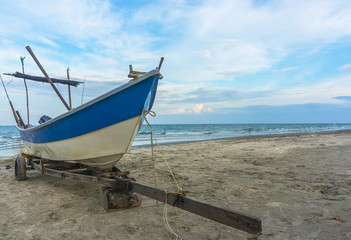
65,168,89,173
130,182,261,234
31,162,262,234
32,162,124,188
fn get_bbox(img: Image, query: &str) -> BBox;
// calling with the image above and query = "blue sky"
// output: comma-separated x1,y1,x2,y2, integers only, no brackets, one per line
0,0,350,125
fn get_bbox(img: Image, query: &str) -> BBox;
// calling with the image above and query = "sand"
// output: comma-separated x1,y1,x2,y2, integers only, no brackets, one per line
0,131,351,240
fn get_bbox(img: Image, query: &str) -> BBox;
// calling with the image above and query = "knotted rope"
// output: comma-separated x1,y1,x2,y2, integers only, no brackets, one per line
142,110,183,239
142,110,181,191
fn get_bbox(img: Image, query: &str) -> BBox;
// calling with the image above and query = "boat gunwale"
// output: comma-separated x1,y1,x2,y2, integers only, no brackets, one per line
17,69,160,133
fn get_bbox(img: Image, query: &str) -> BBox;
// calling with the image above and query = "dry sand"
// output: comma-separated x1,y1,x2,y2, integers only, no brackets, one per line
1,131,351,239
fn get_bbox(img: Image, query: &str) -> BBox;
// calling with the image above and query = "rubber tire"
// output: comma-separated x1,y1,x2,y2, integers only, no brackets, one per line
15,156,27,181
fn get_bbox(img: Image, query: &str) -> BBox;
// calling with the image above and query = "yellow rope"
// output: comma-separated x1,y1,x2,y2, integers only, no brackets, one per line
142,110,158,192
142,110,181,191
164,191,180,240
142,110,183,239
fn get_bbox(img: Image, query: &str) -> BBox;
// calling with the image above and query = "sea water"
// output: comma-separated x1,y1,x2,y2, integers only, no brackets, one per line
0,126,24,156
1,123,351,156
134,123,351,146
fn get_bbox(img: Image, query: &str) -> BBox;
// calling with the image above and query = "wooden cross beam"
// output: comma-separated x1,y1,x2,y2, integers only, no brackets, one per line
31,161,262,234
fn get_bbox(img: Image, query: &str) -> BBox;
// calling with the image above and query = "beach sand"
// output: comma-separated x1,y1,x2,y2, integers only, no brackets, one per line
1,131,351,239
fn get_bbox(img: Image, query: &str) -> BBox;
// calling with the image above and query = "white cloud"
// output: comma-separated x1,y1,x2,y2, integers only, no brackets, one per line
168,107,187,114
140,0,351,83
153,74,351,116
273,66,299,73
192,50,211,58
2,0,351,82
188,0,351,45
338,64,351,72
165,103,214,115
193,104,213,114
38,37,58,48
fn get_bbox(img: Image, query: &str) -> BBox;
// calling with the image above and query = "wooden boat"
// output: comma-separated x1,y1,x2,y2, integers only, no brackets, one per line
19,70,160,169
2,46,163,169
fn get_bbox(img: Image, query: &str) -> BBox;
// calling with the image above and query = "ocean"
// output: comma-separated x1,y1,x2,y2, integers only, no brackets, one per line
1,123,351,157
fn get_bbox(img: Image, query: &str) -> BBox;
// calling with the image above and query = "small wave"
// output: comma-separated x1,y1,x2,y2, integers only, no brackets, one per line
138,131,167,136
3,136,16,139
0,143,24,150
138,131,151,135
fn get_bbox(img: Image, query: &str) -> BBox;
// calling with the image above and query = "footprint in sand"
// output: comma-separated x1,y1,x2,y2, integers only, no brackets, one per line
41,212,59,222
60,203,73,209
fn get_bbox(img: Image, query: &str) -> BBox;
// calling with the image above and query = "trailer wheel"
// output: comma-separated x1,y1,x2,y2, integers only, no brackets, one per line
15,156,26,181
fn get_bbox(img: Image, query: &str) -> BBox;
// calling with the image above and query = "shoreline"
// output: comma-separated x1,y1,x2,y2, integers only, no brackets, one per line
132,128,351,149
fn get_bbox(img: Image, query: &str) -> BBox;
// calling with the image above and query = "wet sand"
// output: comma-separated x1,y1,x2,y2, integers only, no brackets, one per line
1,131,351,239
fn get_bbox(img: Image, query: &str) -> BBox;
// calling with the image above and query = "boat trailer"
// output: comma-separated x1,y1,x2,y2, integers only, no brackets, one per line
15,154,262,236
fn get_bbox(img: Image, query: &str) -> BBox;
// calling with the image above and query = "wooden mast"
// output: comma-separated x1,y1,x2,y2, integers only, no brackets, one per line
67,67,72,110
20,56,29,126
25,46,71,111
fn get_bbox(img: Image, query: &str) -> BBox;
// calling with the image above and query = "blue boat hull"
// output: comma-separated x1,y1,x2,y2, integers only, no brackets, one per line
17,70,161,169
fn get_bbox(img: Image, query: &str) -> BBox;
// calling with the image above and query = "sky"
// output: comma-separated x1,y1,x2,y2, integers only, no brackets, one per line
0,0,350,125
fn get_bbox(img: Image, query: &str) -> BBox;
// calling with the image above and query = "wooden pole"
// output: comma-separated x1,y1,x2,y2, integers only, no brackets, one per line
25,46,70,111
16,111,25,128
10,102,21,127
158,57,164,70
0,75,21,127
81,77,85,105
66,67,72,110
21,56,29,126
